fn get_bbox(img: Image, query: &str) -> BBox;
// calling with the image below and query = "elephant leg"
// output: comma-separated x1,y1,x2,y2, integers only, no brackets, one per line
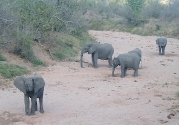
124,67,127,76
24,94,30,115
158,46,162,55
39,96,44,113
108,58,113,68
93,53,98,68
133,69,138,77
162,46,165,55
31,95,37,115
120,66,125,78
91,54,95,67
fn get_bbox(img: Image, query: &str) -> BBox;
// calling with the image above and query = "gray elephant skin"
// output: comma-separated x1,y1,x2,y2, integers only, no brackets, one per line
112,49,141,78
128,48,142,68
80,42,114,68
14,73,45,116
156,37,167,55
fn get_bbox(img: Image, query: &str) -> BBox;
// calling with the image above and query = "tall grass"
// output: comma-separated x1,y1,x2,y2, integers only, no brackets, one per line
0,62,29,78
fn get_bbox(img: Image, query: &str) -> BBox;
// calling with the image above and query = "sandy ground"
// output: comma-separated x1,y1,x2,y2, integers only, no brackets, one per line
0,30,179,125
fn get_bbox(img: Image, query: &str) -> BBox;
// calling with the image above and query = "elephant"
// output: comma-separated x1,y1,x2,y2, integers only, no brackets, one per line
156,37,167,55
112,52,141,78
128,48,142,68
14,73,45,116
80,42,114,68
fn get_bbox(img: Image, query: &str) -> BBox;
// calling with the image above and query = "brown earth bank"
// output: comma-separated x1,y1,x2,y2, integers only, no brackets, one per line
0,30,179,125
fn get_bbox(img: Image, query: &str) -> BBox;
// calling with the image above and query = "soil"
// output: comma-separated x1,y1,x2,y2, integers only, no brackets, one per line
0,30,179,125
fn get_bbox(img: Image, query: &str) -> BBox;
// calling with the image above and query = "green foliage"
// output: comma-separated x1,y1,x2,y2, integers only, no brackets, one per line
54,51,65,60
0,54,6,61
0,62,29,78
13,33,44,66
90,19,117,30
142,0,163,19
13,33,34,61
31,58,46,66
126,0,146,17
126,0,146,24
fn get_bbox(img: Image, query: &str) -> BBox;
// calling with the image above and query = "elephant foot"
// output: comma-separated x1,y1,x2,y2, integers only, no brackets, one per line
40,110,44,113
133,74,138,77
30,112,35,115
26,112,31,116
120,75,125,78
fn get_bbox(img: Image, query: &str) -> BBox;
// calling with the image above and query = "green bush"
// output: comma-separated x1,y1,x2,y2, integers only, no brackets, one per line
0,54,6,61
32,58,46,66
14,34,34,61
0,62,29,78
54,51,66,60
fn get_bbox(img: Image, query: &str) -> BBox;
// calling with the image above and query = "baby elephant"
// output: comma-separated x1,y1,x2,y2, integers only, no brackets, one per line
156,37,167,55
14,73,45,116
128,48,142,68
112,49,141,78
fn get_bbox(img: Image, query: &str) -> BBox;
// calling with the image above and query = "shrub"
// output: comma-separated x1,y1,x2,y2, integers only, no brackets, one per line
0,62,29,78
31,58,46,66
0,53,6,61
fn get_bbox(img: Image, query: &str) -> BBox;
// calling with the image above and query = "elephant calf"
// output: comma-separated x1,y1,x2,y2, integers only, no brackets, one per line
156,37,167,55
14,73,45,116
112,49,141,78
128,48,142,68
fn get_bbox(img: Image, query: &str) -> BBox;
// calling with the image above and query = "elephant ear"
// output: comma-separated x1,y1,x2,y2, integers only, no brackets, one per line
162,38,167,45
14,76,26,94
156,38,159,45
32,75,45,93
88,44,97,54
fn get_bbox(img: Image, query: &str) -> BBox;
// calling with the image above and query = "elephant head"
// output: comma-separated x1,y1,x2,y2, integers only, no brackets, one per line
112,57,120,77
156,37,167,47
14,74,45,94
112,57,120,68
80,43,97,68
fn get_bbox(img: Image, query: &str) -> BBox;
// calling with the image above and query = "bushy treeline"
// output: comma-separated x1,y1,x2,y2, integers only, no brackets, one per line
0,0,179,64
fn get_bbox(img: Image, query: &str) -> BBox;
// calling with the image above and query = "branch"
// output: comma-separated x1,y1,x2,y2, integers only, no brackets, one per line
52,15,81,34
35,39,54,60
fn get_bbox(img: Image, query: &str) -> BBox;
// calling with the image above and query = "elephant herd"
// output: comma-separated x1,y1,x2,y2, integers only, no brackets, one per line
14,36,167,116
81,36,167,78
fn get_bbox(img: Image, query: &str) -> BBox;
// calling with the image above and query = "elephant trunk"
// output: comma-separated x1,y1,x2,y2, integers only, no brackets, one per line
80,51,84,68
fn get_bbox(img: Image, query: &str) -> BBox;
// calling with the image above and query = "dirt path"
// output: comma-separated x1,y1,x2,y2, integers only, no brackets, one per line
0,30,179,125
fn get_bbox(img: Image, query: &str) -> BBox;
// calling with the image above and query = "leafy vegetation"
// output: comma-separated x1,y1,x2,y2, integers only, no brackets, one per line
126,0,146,24
0,0,178,78
0,62,29,78
0,53,6,61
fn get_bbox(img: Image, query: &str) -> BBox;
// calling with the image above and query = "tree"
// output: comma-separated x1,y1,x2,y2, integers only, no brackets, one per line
126,0,146,22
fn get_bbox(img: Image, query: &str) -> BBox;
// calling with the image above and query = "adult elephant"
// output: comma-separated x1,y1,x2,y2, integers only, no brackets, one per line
112,52,141,78
156,37,167,55
14,73,45,116
80,42,114,68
